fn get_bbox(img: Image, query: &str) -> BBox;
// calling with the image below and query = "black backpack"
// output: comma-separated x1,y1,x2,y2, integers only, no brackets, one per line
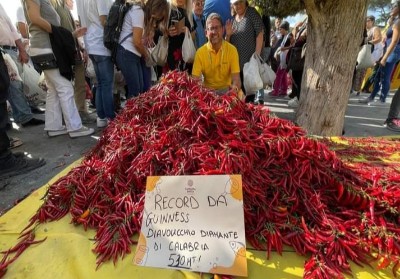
103,0,133,62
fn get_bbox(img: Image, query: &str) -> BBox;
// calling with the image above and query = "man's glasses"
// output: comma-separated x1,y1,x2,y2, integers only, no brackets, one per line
207,25,222,32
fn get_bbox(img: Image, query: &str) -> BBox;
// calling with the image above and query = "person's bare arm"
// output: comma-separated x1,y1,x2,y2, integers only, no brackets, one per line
17,22,29,39
255,31,264,55
133,27,147,58
370,27,382,45
15,38,29,64
25,0,52,33
231,72,241,90
99,15,107,27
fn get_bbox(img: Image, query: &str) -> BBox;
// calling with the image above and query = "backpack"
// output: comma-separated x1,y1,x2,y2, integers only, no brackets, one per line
103,0,133,62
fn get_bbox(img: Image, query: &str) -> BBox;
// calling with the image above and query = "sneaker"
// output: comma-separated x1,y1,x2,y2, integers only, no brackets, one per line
97,117,108,128
0,153,45,180
358,97,372,104
288,98,299,108
47,126,68,137
387,119,400,132
69,126,95,138
79,111,96,124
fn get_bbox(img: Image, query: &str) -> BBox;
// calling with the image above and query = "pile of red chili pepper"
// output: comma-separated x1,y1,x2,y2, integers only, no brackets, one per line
1,71,399,279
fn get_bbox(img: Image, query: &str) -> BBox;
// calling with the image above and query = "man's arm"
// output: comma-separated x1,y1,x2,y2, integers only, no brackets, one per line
231,72,241,90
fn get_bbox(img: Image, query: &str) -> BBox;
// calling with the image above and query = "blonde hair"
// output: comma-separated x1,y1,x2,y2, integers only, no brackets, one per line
170,0,193,28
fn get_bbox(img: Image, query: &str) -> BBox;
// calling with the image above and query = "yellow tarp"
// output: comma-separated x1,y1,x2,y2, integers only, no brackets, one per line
0,161,394,279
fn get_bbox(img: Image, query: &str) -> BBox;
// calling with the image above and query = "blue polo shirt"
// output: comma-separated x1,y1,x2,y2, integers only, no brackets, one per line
203,0,232,25
193,13,206,49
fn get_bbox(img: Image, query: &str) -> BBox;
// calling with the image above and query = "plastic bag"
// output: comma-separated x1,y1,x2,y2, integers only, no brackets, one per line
182,29,196,63
21,63,47,107
243,53,263,93
356,44,374,69
255,53,276,86
150,36,168,66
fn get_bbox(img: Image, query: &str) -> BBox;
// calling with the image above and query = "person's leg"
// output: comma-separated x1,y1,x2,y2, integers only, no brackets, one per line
379,60,397,102
0,101,10,159
7,80,33,124
141,58,151,92
116,46,143,99
73,62,87,112
90,54,115,120
43,68,82,132
387,87,400,121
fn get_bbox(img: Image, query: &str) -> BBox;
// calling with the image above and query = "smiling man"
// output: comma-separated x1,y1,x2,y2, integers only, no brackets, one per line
192,13,241,95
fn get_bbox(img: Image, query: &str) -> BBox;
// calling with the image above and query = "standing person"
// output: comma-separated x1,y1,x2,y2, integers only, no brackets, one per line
269,17,283,73
192,0,206,49
0,3,45,128
269,21,293,98
0,49,45,179
225,0,264,103
77,0,115,128
287,20,307,108
117,0,169,98
116,0,146,99
50,0,95,124
164,0,194,72
192,12,241,94
359,2,400,104
360,15,384,94
203,0,231,25
22,0,94,138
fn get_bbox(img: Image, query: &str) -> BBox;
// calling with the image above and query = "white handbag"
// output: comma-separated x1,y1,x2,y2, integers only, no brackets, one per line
356,43,374,69
150,36,169,66
182,29,196,63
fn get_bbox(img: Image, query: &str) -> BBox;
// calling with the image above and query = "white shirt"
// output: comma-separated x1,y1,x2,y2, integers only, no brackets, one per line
0,3,21,47
16,6,26,23
119,5,144,57
77,0,113,56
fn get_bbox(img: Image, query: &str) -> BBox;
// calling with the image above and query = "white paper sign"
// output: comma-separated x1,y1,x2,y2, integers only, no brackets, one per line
133,175,247,276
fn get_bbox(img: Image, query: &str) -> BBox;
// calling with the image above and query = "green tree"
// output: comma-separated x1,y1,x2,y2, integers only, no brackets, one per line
253,0,369,136
368,0,391,25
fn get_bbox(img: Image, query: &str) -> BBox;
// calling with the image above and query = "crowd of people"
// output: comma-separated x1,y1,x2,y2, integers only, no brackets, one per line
2,0,400,180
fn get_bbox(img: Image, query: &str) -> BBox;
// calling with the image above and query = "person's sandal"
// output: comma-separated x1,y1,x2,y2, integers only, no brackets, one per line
9,137,23,149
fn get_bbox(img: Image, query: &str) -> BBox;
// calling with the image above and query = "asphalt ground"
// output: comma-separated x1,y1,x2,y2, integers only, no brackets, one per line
0,90,398,215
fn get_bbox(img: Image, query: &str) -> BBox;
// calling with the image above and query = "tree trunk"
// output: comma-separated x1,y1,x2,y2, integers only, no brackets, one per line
295,0,369,136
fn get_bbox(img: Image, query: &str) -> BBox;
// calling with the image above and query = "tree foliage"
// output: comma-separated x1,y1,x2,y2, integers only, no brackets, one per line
368,0,391,25
253,0,304,17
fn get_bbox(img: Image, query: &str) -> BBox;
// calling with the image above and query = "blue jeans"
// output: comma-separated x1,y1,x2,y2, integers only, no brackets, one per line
116,45,143,99
370,46,400,102
89,54,115,119
4,49,33,124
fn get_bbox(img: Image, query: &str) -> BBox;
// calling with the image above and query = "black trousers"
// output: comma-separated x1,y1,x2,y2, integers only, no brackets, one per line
0,53,10,158
0,102,9,158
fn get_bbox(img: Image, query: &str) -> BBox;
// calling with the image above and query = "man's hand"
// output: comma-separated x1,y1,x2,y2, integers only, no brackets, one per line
18,50,29,64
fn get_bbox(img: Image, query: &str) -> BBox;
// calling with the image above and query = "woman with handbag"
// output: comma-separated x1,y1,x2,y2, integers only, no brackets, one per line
22,0,94,138
269,21,293,98
164,0,194,73
225,0,264,103
359,2,400,104
116,0,168,99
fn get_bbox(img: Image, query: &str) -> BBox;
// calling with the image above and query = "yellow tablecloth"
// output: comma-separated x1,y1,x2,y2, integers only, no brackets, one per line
0,161,393,279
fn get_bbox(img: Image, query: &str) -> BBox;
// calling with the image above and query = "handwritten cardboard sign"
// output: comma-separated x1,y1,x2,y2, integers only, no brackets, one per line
133,175,247,276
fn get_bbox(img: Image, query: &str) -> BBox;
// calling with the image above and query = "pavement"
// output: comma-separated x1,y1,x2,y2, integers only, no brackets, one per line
0,90,398,215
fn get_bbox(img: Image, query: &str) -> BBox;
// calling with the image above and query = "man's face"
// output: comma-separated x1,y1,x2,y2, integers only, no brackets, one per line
193,0,204,16
206,18,223,45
